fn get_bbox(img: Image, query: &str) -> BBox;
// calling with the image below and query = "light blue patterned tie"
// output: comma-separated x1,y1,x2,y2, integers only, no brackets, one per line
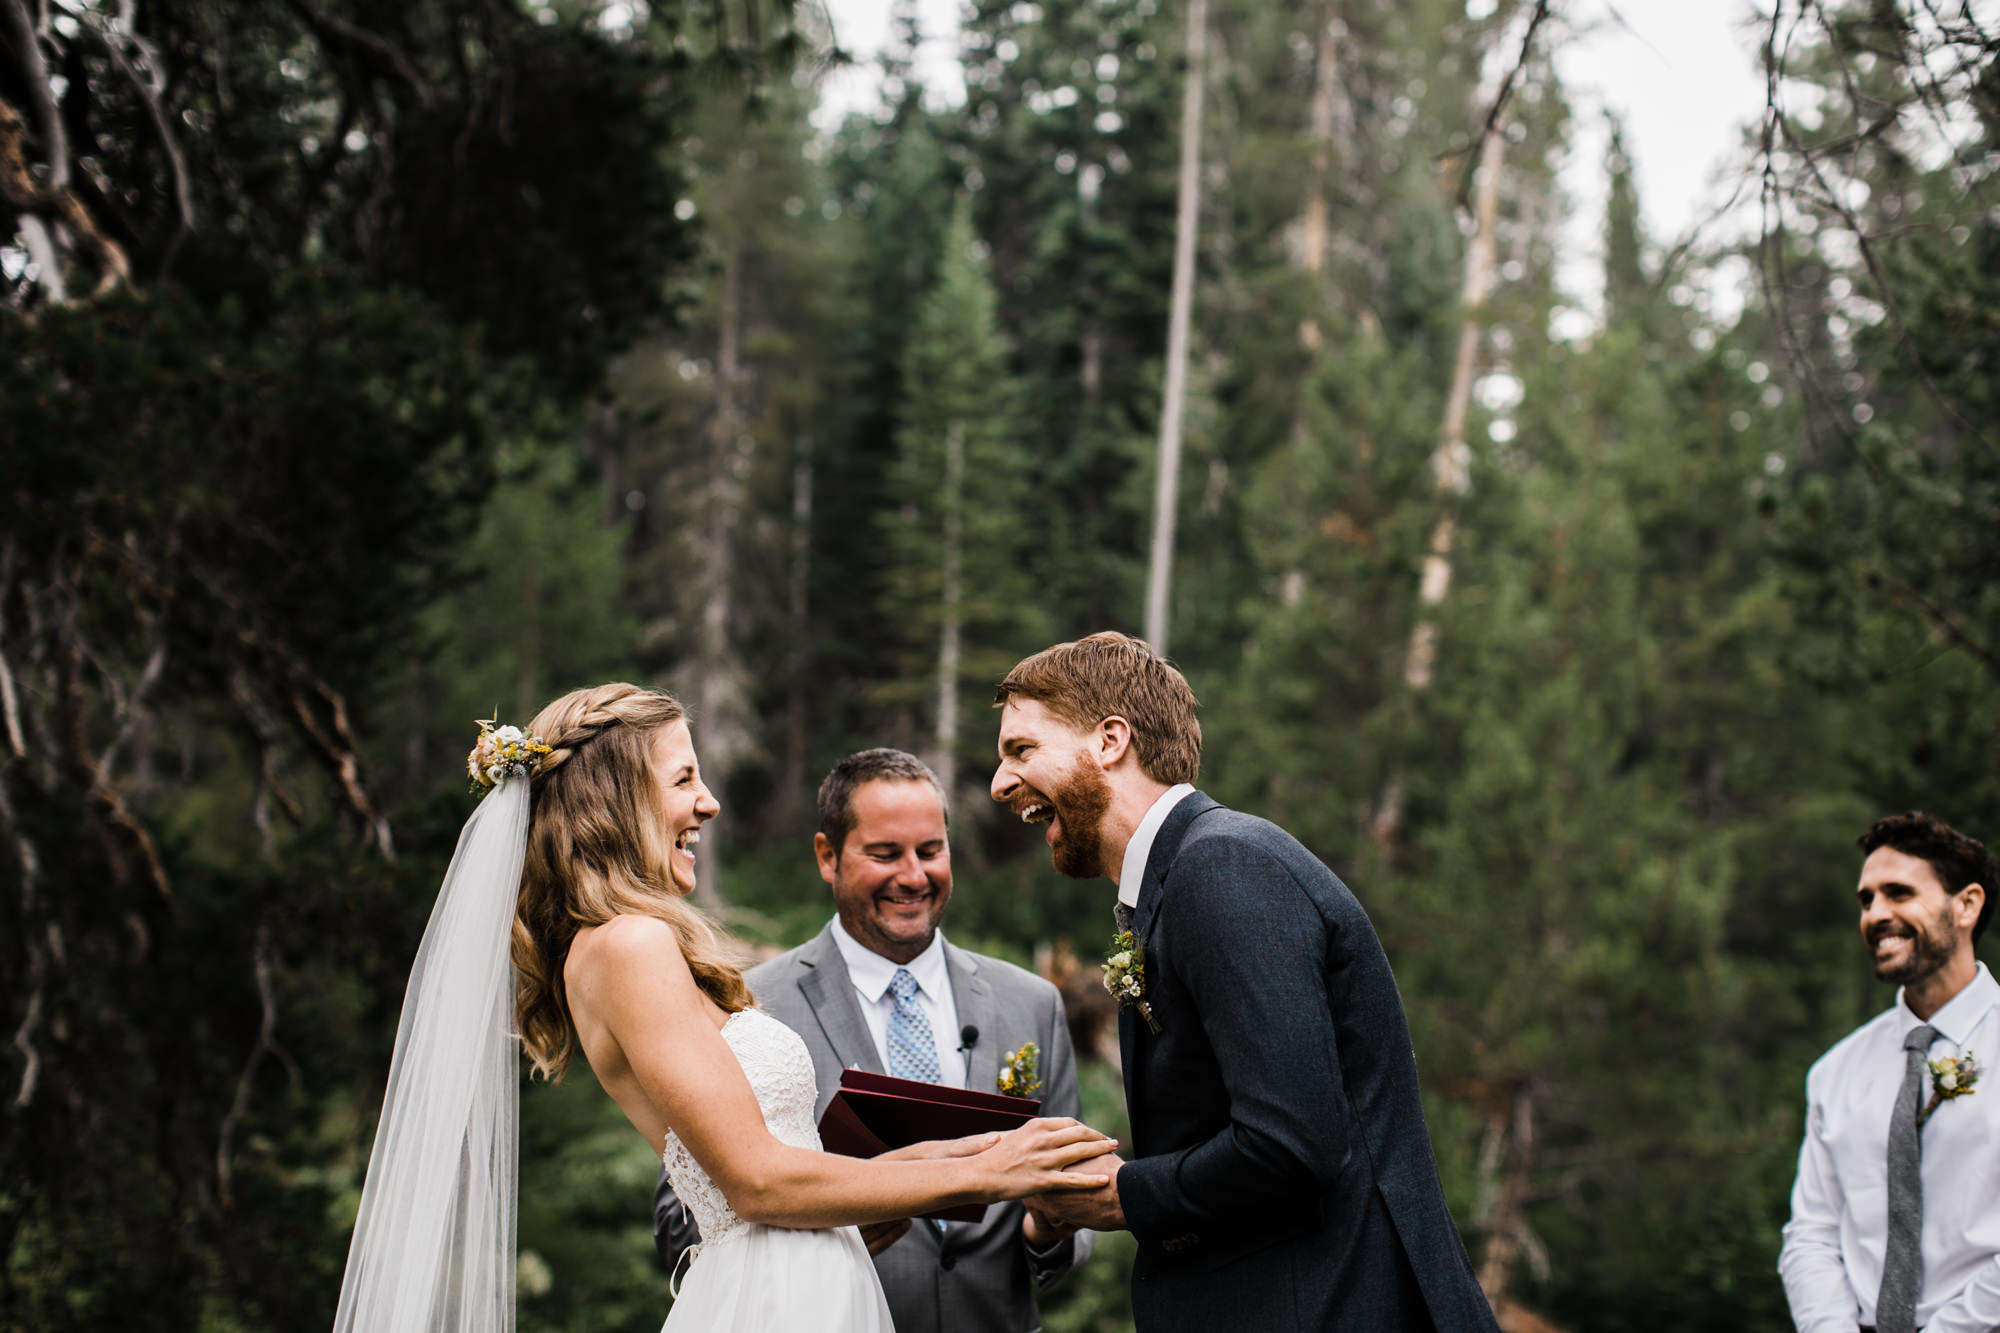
886,968,948,1236
886,968,942,1085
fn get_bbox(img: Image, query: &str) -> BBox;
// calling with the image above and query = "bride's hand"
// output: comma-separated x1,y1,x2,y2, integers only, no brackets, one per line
975,1117,1117,1199
877,1131,1003,1163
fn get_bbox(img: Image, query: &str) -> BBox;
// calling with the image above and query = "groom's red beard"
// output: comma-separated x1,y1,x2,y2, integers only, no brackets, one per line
1867,907,1961,986
1046,758,1114,880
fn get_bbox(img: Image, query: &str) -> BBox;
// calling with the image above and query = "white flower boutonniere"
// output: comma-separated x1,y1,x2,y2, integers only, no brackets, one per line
1102,930,1161,1033
1918,1051,1980,1128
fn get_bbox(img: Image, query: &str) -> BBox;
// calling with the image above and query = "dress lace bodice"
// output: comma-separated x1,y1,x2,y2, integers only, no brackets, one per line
662,1007,823,1247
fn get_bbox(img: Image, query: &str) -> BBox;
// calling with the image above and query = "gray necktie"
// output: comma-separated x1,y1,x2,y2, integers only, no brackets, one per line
1876,1023,1937,1333
1114,901,1134,934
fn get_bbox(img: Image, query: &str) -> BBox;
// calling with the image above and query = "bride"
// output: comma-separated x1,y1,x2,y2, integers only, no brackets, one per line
331,683,1112,1332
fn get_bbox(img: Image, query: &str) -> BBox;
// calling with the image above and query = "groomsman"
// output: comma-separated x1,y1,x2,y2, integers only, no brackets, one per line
1780,812,1999,1333
654,748,1091,1333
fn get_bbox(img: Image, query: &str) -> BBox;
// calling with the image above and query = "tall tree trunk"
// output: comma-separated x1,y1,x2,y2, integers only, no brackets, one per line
1282,4,1352,599
779,437,813,827
1477,1082,1541,1312
1143,0,1209,654
1371,123,1505,851
931,421,964,795
692,248,750,908
1299,5,1349,296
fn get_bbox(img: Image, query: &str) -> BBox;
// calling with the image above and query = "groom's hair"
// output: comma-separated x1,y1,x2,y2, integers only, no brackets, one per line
818,748,948,857
994,632,1201,784
1859,811,1994,942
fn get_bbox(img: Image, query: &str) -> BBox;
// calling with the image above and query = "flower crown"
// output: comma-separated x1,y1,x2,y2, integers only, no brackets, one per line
466,717,553,793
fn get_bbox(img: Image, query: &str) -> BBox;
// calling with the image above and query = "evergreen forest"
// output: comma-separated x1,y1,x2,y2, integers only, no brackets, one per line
4,0,1998,1329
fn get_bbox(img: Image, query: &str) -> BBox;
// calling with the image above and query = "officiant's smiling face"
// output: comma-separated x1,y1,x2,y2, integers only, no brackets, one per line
992,698,1115,880
1856,846,1973,986
817,778,953,964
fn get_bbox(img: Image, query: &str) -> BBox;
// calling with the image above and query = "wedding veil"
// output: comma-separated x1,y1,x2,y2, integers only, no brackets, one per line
331,777,526,1333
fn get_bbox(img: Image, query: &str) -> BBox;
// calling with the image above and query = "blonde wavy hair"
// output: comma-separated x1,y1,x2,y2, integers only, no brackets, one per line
512,682,751,1081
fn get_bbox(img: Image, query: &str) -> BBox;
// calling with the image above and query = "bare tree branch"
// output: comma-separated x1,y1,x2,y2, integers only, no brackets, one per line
1453,0,1552,213
216,925,282,1208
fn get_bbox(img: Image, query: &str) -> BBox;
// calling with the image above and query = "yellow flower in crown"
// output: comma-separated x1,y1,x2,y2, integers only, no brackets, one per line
466,717,553,794
997,1042,1042,1099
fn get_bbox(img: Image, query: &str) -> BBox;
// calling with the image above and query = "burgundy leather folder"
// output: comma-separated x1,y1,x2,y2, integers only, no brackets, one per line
817,1068,1043,1223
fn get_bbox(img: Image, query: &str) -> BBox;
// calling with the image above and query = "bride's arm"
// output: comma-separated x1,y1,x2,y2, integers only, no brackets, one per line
568,916,1112,1231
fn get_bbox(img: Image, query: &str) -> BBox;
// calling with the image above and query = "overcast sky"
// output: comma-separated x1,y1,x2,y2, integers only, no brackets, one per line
811,0,1773,327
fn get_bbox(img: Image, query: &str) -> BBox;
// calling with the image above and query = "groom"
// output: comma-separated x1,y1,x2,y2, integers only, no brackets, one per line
991,632,1498,1332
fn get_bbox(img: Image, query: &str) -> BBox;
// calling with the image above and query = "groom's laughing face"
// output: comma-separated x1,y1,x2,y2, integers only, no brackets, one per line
992,698,1114,879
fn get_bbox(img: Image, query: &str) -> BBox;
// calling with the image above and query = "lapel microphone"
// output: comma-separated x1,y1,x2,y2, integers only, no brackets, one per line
958,1025,979,1051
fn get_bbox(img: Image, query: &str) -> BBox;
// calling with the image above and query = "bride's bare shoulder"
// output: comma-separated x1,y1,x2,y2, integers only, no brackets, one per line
567,914,691,986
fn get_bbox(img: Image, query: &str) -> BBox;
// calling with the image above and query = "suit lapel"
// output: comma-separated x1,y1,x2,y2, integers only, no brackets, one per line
945,941,1000,1096
1131,789,1219,937
1123,791,1219,1120
793,924,884,1075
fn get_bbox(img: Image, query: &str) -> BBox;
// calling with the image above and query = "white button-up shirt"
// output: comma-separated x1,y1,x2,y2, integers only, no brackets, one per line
1779,962,2000,1333
1116,783,1195,914
830,917,967,1088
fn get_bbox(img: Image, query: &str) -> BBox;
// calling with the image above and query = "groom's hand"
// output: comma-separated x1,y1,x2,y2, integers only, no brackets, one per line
1028,1150,1126,1231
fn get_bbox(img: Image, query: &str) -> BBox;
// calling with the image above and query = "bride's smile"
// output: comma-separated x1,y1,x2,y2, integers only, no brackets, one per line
652,720,721,895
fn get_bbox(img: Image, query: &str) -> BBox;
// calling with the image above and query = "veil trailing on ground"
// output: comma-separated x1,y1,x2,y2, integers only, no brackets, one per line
332,777,527,1333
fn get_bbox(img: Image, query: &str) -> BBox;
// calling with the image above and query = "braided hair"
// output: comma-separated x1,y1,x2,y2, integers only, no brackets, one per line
512,683,752,1080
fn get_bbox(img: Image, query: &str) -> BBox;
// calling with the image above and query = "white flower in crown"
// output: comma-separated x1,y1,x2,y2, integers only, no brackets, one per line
467,717,553,794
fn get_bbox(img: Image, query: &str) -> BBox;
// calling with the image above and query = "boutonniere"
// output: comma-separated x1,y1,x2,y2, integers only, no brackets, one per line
1918,1052,1980,1127
1102,931,1161,1033
997,1042,1042,1098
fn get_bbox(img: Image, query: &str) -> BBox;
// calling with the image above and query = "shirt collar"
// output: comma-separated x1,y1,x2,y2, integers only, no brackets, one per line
830,916,951,1004
1898,961,1999,1046
1117,783,1196,910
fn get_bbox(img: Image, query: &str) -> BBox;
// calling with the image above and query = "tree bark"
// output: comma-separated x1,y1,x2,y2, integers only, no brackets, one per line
778,438,813,827
692,247,749,908
1477,1082,1541,1308
1371,122,1505,851
1142,0,1209,655
931,421,965,796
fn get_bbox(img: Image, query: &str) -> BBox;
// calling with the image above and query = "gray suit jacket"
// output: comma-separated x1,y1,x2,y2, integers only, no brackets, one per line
654,922,1093,1333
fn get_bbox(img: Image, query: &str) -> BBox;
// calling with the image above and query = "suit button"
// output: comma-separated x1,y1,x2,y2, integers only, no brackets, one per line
940,1254,957,1271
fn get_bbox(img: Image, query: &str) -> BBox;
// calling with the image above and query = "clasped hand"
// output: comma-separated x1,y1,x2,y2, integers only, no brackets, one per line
867,1118,1117,1249
1024,1149,1126,1232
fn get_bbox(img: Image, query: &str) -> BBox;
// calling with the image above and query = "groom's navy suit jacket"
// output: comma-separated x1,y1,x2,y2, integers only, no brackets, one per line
1115,792,1498,1332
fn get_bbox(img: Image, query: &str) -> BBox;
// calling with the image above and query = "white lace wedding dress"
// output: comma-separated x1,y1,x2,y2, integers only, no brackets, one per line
660,1008,895,1332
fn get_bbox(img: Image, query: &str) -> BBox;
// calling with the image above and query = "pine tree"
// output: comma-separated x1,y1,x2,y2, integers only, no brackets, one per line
880,198,1043,796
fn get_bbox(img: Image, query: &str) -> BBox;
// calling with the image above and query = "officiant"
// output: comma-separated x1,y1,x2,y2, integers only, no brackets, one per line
654,748,1092,1333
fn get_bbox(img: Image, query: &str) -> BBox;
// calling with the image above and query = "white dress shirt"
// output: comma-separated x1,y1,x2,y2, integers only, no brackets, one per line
1116,784,1196,913
1780,962,2000,1333
830,917,967,1088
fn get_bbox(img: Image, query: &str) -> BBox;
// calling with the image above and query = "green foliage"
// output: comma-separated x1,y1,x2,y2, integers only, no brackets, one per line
518,1071,678,1333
